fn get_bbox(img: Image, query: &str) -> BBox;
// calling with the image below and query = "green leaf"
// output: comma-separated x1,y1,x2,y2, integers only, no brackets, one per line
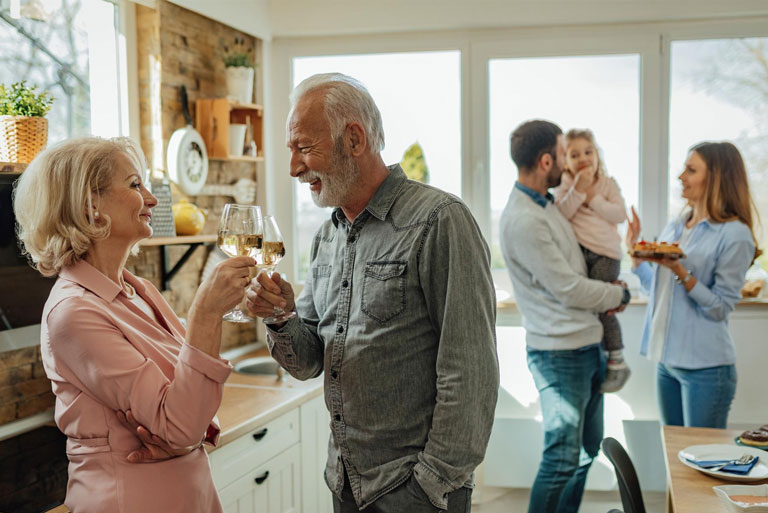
0,81,54,117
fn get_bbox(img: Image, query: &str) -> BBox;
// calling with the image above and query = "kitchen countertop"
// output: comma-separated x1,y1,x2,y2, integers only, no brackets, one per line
210,347,324,450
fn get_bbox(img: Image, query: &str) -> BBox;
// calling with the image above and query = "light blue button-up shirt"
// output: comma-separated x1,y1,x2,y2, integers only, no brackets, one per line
633,215,755,369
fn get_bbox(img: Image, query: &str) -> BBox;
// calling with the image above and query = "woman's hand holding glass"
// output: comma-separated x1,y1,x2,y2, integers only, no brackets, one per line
193,256,256,318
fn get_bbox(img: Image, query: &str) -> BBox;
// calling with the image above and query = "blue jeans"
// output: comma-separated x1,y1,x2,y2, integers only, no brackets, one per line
527,344,605,513
657,363,737,428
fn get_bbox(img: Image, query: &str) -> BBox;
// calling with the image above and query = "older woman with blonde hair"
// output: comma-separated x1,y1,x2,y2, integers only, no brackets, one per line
627,141,760,428
13,136,253,513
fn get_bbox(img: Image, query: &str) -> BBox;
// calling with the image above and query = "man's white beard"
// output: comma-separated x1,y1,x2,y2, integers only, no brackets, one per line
310,139,361,208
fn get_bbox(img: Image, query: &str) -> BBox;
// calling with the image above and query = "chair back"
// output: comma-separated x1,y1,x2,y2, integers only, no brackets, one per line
601,437,647,513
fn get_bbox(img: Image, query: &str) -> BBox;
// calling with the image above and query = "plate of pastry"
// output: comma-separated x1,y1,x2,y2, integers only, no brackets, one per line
631,240,686,260
735,426,768,452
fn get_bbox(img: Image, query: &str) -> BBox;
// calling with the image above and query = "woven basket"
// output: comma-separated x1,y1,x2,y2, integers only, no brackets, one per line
0,115,48,164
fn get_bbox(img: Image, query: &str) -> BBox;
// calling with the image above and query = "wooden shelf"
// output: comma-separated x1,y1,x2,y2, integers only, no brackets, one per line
196,98,264,159
140,234,217,246
230,102,263,111
0,162,27,174
209,155,264,163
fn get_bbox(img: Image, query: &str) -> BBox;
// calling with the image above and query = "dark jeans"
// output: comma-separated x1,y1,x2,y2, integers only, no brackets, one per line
581,245,623,352
332,471,472,513
526,344,605,513
657,362,737,428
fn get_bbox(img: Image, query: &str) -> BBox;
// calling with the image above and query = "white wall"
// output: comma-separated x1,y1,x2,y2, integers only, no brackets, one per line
268,0,768,37
167,0,272,40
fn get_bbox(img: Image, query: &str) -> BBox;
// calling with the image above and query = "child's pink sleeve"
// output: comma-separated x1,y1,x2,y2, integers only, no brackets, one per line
589,177,627,225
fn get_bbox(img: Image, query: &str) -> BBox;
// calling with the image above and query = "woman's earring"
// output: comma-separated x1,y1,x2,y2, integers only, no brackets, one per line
93,211,99,218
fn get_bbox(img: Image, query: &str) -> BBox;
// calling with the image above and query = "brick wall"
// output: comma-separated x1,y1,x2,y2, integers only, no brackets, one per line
134,0,264,350
0,0,264,429
0,346,53,424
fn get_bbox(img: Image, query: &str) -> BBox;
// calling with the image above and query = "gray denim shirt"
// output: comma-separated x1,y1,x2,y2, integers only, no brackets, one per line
266,165,498,510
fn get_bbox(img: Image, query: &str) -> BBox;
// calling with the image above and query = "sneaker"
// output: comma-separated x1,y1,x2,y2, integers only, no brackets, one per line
601,360,631,393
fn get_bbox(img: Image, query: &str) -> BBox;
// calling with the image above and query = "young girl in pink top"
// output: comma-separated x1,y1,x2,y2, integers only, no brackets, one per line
553,129,630,392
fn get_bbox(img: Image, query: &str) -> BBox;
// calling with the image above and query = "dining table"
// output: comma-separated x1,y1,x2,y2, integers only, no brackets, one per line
661,425,768,513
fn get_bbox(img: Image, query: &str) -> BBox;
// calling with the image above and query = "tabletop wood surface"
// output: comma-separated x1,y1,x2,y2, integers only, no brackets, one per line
662,425,768,513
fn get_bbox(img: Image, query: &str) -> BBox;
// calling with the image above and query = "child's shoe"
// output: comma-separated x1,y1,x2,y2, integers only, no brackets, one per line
601,357,631,393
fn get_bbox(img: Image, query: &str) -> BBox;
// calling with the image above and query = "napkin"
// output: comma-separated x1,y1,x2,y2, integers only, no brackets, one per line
686,456,759,475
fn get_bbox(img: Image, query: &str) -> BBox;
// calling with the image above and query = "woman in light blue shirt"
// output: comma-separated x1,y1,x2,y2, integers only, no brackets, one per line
626,141,761,428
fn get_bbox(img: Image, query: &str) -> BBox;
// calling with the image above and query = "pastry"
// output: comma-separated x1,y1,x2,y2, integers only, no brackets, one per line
739,429,768,447
741,279,763,298
631,240,686,260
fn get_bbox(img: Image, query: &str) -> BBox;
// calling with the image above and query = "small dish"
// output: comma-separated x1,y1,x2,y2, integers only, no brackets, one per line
713,484,768,513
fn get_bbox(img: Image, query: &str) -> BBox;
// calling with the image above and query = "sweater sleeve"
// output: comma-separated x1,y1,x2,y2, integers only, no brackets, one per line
509,213,624,312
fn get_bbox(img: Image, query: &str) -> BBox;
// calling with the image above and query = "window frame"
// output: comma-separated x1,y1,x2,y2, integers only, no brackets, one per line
268,17,768,286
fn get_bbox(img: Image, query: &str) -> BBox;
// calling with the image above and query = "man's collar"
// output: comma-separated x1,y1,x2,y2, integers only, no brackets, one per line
515,181,554,208
331,164,406,227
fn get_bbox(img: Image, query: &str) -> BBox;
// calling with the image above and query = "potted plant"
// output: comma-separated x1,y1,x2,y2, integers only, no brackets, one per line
0,81,53,164
223,37,255,104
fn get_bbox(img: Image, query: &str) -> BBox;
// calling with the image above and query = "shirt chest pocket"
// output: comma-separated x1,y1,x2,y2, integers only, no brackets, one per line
362,261,407,323
312,264,332,315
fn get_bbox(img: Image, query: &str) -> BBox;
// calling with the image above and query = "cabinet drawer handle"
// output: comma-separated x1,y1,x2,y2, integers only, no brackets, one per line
254,471,269,484
252,428,268,441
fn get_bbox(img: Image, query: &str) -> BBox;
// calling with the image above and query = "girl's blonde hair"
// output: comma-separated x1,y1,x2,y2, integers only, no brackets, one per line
690,141,762,261
564,128,607,179
13,136,147,277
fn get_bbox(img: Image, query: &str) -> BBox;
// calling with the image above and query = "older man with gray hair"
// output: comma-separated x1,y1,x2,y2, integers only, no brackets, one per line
246,73,499,512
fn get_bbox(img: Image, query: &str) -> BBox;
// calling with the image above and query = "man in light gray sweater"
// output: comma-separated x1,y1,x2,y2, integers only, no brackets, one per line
499,120,630,513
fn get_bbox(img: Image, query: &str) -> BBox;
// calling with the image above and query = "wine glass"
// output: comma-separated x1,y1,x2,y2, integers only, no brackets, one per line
257,215,297,324
217,204,263,323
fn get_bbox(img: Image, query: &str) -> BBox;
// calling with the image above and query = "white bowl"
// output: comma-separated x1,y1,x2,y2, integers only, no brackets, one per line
714,484,768,512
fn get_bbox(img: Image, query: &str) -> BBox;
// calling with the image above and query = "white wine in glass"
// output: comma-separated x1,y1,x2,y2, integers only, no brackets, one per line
259,215,296,324
217,204,262,323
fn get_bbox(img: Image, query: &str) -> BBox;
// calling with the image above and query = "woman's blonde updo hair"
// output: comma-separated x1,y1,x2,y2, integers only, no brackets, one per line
13,136,147,277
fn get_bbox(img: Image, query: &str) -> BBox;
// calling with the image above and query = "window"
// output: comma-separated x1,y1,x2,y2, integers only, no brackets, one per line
488,54,641,301
669,37,768,268
0,0,124,142
291,50,461,280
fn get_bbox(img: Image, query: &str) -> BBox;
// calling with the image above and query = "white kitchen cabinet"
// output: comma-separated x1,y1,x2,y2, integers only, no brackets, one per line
299,395,333,513
211,392,332,513
210,409,300,490
219,443,301,513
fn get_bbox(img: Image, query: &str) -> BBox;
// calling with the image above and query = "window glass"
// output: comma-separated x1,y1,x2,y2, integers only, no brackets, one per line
669,38,767,269
489,54,640,304
0,0,122,142
292,51,461,280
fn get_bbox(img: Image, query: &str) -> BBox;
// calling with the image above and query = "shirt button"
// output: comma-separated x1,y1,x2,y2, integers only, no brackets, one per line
337,325,344,334
342,279,349,288
334,414,341,421
331,371,338,379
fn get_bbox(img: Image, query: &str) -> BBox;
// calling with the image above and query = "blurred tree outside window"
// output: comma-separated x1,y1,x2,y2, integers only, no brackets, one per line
0,0,121,144
669,37,768,270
